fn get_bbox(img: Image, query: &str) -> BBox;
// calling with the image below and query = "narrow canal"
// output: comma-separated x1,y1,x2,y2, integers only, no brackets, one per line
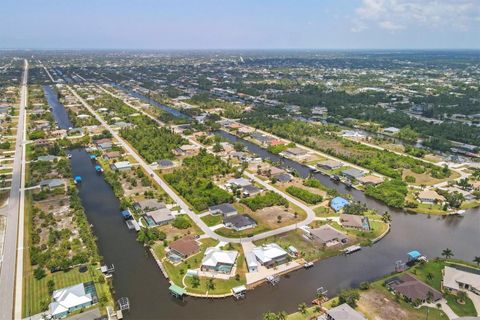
43,85,72,129
49,83,480,319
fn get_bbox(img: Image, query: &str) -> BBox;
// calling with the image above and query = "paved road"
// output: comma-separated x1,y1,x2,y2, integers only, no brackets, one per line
0,60,28,320
68,84,316,243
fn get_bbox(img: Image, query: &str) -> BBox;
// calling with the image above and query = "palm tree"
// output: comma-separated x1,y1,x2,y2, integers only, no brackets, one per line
297,303,308,315
441,248,454,260
276,311,287,320
457,290,467,304
473,256,480,267
426,272,434,281
382,211,391,223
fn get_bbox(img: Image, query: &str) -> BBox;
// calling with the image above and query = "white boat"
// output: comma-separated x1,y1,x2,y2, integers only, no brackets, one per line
304,262,314,268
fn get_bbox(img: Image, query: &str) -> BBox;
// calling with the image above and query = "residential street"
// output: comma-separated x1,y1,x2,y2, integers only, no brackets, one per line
0,59,28,320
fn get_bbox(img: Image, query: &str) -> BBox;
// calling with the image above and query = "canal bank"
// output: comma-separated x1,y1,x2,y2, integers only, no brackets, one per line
61,82,480,319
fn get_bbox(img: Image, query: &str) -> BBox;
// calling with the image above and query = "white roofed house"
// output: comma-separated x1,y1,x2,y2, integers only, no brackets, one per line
443,265,480,295
49,282,96,319
201,247,238,274
252,243,289,269
110,161,132,171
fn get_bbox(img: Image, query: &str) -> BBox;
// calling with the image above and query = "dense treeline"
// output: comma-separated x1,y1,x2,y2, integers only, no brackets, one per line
364,179,408,208
328,106,480,147
164,150,234,211
242,110,449,180
286,186,323,204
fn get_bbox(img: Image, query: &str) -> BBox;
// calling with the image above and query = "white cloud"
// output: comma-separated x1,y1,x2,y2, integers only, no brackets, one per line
352,0,480,32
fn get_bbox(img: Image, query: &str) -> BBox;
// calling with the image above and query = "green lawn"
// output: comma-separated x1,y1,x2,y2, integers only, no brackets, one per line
445,293,477,317
200,214,223,227
214,224,270,238
23,266,111,317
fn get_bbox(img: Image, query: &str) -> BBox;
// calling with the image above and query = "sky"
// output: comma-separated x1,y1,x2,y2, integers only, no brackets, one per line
1,0,479,49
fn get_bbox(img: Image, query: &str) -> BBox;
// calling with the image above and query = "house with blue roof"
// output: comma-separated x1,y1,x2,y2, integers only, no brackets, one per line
330,196,349,212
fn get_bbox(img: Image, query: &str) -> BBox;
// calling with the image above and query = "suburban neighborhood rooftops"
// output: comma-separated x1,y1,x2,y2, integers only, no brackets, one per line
317,159,343,169
169,236,200,258
227,177,251,187
40,178,65,189
49,283,93,317
201,247,238,267
385,273,442,302
323,303,367,320
223,214,256,229
209,203,237,216
340,214,370,230
443,265,480,292
342,168,365,179
135,199,166,212
309,225,348,244
252,243,288,265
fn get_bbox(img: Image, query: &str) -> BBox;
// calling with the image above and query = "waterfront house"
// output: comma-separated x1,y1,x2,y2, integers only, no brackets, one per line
103,151,121,160
272,172,293,183
341,168,365,180
209,203,237,217
252,243,289,268
340,214,370,231
201,247,238,274
111,161,132,171
385,273,442,303
357,175,384,186
173,144,200,156
320,303,367,320
145,207,174,227
443,265,480,295
168,236,200,261
330,196,349,212
417,189,445,204
317,160,343,171
97,142,112,150
307,225,348,247
134,199,166,212
49,282,94,319
282,147,308,158
223,214,257,231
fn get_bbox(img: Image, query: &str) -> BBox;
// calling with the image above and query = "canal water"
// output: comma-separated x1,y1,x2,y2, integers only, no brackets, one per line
43,85,72,129
49,84,480,319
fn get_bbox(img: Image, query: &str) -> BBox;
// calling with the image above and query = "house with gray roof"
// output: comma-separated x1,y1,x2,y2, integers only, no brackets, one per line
209,203,237,217
40,179,65,190
308,225,348,247
341,168,365,180
223,214,256,231
319,303,366,320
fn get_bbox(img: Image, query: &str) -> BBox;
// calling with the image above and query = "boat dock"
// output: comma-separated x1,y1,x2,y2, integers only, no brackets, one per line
343,245,362,255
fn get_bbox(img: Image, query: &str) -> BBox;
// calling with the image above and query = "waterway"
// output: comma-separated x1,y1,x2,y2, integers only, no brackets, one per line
43,85,73,129
50,84,480,319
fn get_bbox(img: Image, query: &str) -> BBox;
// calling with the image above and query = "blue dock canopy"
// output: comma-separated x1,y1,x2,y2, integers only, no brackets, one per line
74,176,82,183
330,196,349,212
121,210,132,219
90,154,97,160
407,250,422,260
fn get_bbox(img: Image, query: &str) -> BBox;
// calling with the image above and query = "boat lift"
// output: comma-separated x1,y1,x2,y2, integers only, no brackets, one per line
232,285,247,300
266,275,280,286
395,260,406,273
117,297,130,312
101,264,115,275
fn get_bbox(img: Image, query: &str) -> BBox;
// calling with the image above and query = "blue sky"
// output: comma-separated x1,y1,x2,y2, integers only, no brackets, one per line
1,0,479,49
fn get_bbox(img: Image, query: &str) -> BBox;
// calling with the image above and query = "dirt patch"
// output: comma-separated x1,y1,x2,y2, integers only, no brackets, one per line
357,288,424,320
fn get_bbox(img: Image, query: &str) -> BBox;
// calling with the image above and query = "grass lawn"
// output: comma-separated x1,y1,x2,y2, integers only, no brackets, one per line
214,224,270,238
200,214,223,227
445,293,477,317
253,229,338,262
160,238,218,288
23,266,111,317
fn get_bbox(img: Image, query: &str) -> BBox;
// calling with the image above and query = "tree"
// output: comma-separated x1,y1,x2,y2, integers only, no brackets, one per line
338,289,360,308
263,312,278,320
382,211,392,223
233,142,245,152
441,248,454,260
191,275,200,288
207,278,215,290
426,272,434,281
297,303,308,315
34,267,46,280
473,256,480,267
457,290,467,304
